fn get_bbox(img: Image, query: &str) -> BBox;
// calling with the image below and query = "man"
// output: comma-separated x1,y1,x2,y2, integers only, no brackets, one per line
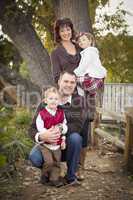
29,71,94,186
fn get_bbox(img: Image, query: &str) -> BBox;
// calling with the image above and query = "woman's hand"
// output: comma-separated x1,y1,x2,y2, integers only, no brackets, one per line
39,126,61,144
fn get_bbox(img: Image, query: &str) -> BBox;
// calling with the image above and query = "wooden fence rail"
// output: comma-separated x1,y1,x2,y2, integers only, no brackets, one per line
103,83,133,113
93,106,133,172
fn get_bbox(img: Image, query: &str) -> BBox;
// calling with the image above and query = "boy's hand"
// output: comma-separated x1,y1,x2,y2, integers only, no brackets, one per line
61,136,66,150
61,142,66,150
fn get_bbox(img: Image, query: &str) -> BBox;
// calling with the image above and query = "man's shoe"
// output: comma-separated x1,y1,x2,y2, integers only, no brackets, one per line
76,167,85,181
76,173,85,181
67,179,81,186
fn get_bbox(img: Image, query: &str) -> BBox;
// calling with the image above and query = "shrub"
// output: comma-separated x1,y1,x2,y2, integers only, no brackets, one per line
0,106,33,171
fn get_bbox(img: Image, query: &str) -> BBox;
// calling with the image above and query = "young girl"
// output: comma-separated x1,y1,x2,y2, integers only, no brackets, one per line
36,86,67,187
74,32,107,96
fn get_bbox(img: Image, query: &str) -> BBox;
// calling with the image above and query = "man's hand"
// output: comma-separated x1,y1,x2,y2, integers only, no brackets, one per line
39,126,61,143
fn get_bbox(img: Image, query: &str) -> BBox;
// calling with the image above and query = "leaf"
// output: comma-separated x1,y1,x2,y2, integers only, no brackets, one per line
0,154,7,167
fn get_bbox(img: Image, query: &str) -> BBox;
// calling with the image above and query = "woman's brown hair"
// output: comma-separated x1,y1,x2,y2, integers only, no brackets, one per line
54,18,76,43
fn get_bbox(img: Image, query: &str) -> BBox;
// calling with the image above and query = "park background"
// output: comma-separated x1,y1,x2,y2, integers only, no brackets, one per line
0,0,133,199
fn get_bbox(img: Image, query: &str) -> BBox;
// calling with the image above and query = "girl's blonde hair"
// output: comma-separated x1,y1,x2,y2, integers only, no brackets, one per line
76,32,95,47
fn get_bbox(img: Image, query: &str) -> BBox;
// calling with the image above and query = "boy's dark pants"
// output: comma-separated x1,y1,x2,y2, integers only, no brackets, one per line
39,146,61,182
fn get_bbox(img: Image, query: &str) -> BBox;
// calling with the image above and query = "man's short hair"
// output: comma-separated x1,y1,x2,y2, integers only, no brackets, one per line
59,71,76,80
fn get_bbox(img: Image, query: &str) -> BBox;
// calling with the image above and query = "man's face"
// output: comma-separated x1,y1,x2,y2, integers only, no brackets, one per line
58,73,76,96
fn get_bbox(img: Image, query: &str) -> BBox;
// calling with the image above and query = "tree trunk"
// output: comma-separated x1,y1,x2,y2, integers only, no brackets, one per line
0,0,53,88
54,0,93,33
0,63,41,107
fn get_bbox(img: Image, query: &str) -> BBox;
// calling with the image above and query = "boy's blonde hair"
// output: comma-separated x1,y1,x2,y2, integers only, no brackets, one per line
43,86,59,99
76,32,95,47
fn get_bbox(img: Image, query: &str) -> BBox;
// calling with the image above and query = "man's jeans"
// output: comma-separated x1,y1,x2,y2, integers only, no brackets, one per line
29,132,82,182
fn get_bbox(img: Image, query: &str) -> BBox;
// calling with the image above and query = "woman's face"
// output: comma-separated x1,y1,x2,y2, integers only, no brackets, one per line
59,25,72,42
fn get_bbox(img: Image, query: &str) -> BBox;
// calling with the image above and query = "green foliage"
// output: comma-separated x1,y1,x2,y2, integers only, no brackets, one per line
15,109,31,125
94,1,129,36
103,4,128,35
93,1,133,83
32,0,55,52
0,36,22,71
89,0,108,24
98,34,133,83
19,61,30,79
0,154,7,167
44,31,54,53
0,106,33,169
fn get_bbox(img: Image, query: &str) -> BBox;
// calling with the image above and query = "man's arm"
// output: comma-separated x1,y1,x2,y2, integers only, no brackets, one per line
28,102,45,141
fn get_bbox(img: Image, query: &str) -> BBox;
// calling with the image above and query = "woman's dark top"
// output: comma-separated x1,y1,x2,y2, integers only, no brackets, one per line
51,44,81,83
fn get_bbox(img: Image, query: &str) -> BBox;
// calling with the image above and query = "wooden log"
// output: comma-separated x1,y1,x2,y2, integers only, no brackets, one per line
91,87,104,147
124,107,133,171
95,128,125,150
96,107,125,123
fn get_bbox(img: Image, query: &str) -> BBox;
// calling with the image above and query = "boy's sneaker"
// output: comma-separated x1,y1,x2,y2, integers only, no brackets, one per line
40,175,49,185
49,180,64,188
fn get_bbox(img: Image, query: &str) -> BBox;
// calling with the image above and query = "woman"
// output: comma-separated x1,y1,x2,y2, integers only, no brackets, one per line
50,18,94,180
51,18,81,83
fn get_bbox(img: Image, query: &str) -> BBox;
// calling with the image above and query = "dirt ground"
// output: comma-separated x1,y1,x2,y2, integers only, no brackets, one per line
0,141,133,200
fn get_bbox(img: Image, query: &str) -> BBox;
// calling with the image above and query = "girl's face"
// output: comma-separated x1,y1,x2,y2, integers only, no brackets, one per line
45,92,60,111
59,25,72,42
78,35,92,49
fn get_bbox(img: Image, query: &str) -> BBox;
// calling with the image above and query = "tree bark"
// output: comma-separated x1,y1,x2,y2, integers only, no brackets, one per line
0,63,41,107
0,0,53,88
54,0,93,33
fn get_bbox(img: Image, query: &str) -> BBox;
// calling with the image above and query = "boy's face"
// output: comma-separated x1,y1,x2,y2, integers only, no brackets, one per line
78,35,91,49
45,92,60,110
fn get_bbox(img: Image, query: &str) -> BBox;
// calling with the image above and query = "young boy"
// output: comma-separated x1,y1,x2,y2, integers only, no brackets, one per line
36,86,67,187
74,32,107,96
